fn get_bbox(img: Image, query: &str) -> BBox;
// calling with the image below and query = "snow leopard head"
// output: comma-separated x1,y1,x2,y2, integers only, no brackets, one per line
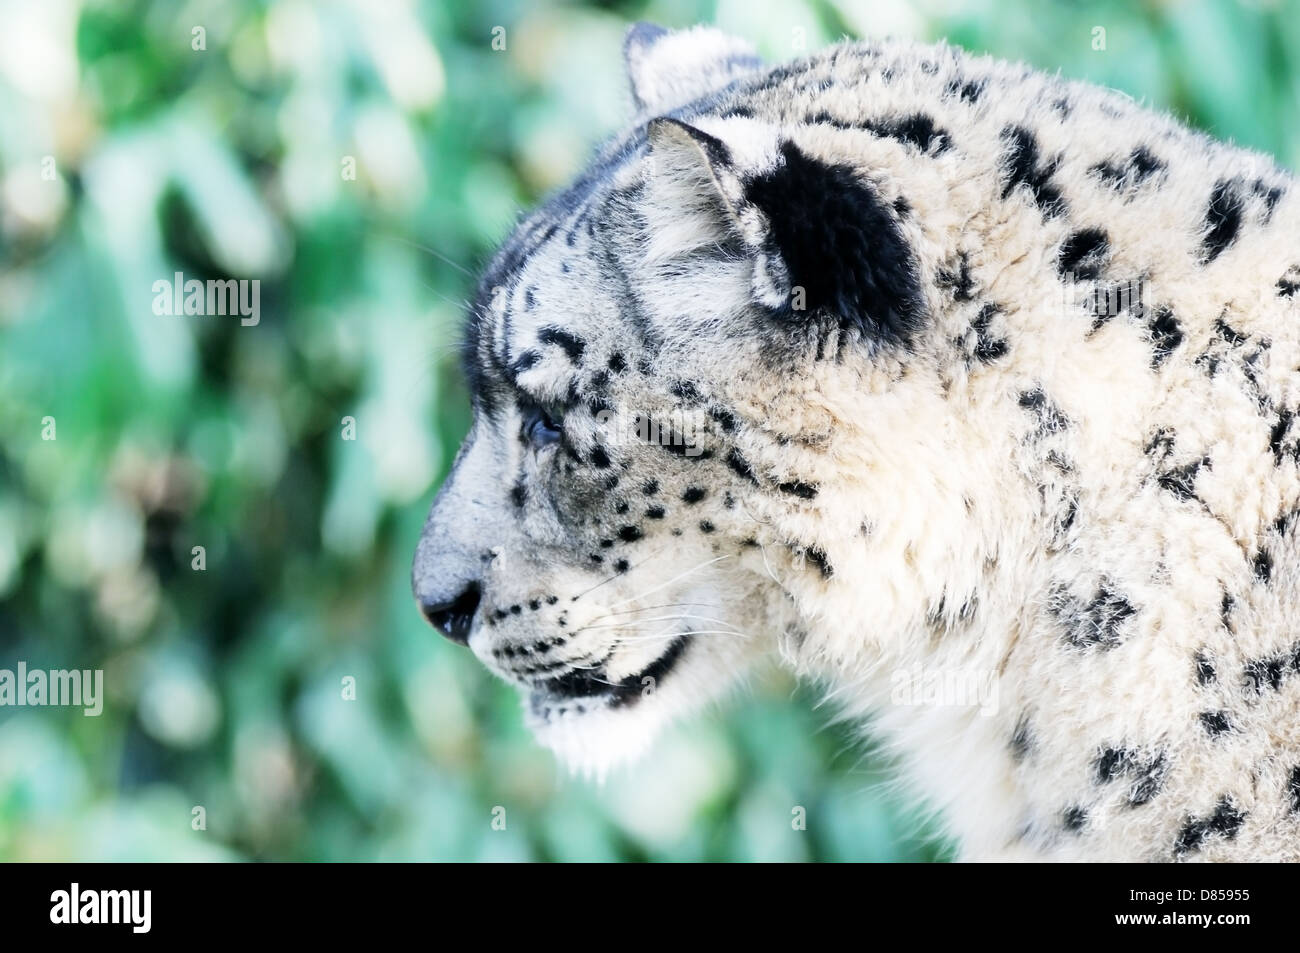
413,24,944,774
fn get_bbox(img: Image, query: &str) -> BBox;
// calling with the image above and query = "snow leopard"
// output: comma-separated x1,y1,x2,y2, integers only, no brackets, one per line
411,23,1300,861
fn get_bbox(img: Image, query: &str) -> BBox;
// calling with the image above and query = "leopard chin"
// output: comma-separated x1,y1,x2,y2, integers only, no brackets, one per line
522,634,737,779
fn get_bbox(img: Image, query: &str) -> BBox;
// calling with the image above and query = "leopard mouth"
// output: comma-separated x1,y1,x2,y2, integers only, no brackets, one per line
529,634,693,713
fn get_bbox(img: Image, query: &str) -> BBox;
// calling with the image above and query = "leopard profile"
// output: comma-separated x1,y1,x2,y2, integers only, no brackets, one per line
413,23,1300,861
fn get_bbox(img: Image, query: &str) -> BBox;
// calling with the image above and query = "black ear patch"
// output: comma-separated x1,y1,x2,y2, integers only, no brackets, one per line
746,141,925,347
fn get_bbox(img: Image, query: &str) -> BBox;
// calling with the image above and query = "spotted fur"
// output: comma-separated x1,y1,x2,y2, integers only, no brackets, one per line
413,25,1300,861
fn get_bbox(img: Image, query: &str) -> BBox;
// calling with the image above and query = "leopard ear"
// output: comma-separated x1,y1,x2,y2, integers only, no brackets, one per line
624,23,762,114
643,117,748,236
644,118,927,347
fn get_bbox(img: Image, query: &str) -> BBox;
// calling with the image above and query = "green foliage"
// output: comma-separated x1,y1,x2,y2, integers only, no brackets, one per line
0,0,1293,861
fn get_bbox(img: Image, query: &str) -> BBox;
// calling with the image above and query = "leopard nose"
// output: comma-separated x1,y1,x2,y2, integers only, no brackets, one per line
418,582,481,645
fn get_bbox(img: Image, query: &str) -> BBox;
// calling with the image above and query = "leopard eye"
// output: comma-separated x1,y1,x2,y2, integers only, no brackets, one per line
523,404,562,447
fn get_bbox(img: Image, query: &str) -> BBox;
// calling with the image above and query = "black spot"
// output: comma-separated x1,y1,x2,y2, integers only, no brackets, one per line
944,76,986,103
614,559,629,574
599,539,613,549
634,415,712,459
1062,806,1088,833
617,525,643,543
670,380,702,402
589,446,612,469
1127,147,1165,181
1240,347,1271,413
1174,797,1246,855
1148,307,1183,367
1201,180,1244,263
1252,549,1272,584
1274,509,1297,537
1243,650,1288,693
1199,711,1233,735
708,407,738,433
528,599,540,611
726,449,759,485
1095,746,1133,784
1252,178,1284,219
1019,388,1070,437
607,352,626,373
1091,146,1165,189
1144,426,1176,459
537,327,586,362
804,546,833,578
641,479,659,496
1058,228,1110,280
1279,273,1299,298
1054,581,1137,650
999,126,1067,219
509,604,521,615
602,474,619,491
545,595,558,605
777,480,819,499
645,505,665,519
1091,161,1125,185
937,253,976,302
589,553,603,564
511,479,527,508
1269,408,1294,465
698,520,715,534
1197,649,1217,684
1156,455,1208,501
746,140,925,347
1010,714,1033,762
867,112,951,154
1288,766,1300,814
968,303,1008,363
1094,747,1167,805
682,487,706,504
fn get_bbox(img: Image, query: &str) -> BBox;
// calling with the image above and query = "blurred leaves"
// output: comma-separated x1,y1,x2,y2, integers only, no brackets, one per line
1,0,1295,861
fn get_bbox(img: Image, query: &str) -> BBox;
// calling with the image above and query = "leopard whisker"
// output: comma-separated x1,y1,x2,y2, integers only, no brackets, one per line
573,613,742,634
603,554,733,610
568,546,669,602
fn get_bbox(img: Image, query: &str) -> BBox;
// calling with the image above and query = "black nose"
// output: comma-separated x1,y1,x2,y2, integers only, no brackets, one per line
419,582,481,644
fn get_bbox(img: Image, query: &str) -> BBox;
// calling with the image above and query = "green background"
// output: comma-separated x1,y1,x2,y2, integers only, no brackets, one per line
0,0,1295,861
